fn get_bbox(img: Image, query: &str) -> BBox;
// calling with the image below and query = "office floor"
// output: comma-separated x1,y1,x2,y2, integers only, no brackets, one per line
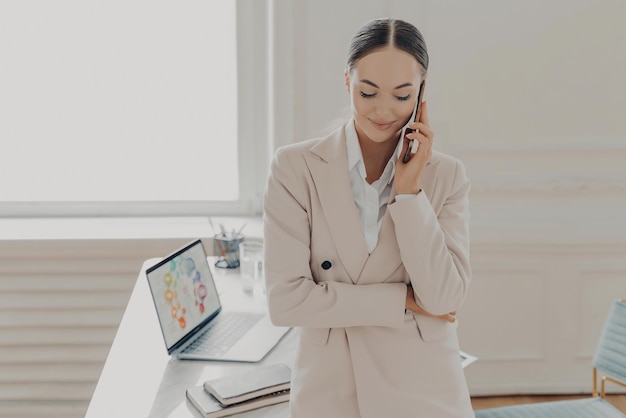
471,394,626,413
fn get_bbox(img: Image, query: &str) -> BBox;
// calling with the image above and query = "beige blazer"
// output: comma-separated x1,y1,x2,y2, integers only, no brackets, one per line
263,124,474,418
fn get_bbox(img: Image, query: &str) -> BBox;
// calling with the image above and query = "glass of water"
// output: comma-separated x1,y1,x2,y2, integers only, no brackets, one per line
239,241,264,295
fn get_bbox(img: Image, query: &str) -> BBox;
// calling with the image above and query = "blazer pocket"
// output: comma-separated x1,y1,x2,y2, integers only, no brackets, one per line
412,314,454,342
299,327,331,346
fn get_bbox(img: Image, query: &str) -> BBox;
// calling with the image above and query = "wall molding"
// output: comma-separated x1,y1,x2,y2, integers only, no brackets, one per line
449,142,626,195
459,236,626,395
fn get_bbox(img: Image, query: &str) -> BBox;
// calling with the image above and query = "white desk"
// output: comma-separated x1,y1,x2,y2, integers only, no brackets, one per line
86,257,296,418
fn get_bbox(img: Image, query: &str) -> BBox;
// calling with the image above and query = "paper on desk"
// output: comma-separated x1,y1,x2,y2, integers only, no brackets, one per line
460,351,478,368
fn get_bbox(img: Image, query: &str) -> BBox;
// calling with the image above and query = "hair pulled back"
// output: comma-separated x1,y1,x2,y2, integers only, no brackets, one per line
346,18,428,75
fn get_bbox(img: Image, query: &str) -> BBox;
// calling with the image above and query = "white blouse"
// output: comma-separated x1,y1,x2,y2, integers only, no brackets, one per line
345,120,413,253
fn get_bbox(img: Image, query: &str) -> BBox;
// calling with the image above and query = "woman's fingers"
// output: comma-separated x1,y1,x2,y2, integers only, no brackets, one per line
407,123,432,140
434,311,456,323
406,103,433,155
438,313,456,323
405,128,432,159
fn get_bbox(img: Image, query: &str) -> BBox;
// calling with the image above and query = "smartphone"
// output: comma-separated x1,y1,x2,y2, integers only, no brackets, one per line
402,79,426,163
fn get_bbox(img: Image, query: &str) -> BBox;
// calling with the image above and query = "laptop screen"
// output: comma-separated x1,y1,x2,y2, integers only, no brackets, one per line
146,240,221,351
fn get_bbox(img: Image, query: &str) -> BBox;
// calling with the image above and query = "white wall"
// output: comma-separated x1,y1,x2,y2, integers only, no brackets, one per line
273,0,626,146
271,0,626,228
269,0,626,394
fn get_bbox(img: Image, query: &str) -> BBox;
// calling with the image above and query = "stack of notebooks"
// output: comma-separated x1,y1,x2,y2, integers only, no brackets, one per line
186,363,291,417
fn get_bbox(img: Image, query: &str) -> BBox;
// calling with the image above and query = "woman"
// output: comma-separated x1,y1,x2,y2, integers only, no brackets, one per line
263,18,474,418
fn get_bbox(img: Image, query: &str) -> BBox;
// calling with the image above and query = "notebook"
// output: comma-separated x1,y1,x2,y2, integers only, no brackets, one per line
203,363,291,405
186,385,289,417
146,239,290,362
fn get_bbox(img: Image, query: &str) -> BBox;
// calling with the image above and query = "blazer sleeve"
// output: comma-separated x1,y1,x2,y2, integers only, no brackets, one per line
263,147,406,329
388,158,471,316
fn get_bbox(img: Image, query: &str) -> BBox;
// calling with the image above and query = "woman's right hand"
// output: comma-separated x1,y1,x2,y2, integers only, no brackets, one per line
405,285,456,323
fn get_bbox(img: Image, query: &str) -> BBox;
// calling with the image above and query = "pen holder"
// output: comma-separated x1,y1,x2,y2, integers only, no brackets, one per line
213,234,244,269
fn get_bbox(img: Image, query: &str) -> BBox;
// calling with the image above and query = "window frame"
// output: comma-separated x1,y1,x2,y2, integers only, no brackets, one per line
0,0,270,218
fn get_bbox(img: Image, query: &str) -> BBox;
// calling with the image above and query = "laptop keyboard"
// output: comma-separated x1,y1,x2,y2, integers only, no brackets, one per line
182,312,264,357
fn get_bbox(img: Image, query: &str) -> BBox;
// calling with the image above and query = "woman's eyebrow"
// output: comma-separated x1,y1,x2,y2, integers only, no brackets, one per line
360,79,414,90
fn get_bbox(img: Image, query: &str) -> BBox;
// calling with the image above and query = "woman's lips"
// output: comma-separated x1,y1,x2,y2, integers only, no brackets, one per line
370,120,395,130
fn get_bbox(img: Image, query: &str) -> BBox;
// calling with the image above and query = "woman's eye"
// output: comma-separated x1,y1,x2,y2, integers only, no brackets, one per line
396,94,411,101
360,91,376,98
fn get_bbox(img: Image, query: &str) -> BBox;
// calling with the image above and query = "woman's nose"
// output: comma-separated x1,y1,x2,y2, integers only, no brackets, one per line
374,98,395,119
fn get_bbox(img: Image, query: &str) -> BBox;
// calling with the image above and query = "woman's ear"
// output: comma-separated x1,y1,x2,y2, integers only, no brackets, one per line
344,69,350,93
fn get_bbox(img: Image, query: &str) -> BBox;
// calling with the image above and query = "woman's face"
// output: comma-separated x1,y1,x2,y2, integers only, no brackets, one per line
345,46,423,145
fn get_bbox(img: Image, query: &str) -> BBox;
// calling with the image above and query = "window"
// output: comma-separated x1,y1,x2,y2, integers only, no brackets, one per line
0,1,269,217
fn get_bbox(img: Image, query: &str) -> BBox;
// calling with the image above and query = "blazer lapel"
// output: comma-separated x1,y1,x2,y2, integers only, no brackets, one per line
304,127,369,284
357,155,442,285
303,126,443,285
356,212,399,285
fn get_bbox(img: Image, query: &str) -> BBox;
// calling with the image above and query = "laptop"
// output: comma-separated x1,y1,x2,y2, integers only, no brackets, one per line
146,239,290,362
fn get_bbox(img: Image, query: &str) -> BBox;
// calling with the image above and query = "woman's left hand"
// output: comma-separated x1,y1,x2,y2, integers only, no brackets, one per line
395,101,433,195
406,285,456,323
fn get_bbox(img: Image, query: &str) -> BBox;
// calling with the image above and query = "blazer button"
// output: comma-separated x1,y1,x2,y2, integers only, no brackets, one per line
321,260,332,270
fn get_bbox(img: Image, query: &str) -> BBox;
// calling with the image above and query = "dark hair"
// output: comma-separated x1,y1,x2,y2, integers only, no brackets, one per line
346,18,428,75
